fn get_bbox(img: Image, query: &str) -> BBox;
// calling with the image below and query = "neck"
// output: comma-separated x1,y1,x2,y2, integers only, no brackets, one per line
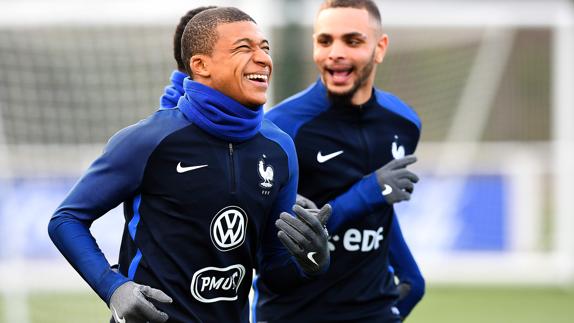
351,74,376,105
350,86,373,105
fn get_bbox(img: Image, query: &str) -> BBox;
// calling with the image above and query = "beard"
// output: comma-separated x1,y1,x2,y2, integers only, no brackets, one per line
326,50,376,105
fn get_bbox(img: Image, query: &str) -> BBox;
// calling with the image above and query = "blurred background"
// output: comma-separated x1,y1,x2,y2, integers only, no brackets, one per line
0,0,573,322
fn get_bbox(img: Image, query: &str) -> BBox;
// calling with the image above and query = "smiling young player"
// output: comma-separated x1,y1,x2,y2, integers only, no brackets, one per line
48,7,330,323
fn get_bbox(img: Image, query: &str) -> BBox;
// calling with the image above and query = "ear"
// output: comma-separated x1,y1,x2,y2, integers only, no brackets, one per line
190,55,211,78
374,34,389,64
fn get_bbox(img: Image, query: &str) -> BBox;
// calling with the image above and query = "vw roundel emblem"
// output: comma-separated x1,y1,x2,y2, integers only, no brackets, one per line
210,206,248,252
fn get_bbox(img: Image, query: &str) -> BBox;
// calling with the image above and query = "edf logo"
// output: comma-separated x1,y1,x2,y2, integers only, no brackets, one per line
210,206,248,252
329,227,384,252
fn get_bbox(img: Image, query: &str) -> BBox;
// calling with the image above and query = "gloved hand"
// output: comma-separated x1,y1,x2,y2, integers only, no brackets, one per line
109,281,172,323
275,204,331,276
375,155,419,204
295,194,318,209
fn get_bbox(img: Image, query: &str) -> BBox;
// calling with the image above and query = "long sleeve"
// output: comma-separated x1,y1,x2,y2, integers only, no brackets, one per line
389,213,425,317
326,173,387,233
47,121,159,304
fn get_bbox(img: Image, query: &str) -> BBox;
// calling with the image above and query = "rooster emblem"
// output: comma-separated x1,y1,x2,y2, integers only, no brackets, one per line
258,155,274,189
391,135,405,159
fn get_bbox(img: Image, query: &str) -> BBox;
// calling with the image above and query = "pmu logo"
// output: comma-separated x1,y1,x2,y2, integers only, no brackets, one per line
190,264,246,303
210,206,248,252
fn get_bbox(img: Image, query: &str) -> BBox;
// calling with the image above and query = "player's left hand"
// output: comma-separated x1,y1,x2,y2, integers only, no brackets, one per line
375,155,419,204
276,204,331,276
109,281,172,323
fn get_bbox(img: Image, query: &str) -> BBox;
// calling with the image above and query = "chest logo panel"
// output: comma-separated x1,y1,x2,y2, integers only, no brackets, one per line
190,264,246,303
258,155,274,189
391,135,405,159
210,206,248,252
328,226,384,253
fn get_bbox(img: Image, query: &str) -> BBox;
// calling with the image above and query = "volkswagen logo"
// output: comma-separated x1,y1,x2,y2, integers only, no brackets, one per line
210,206,248,252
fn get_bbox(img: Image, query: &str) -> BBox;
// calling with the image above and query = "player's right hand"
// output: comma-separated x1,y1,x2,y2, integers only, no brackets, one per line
375,155,419,204
109,281,172,323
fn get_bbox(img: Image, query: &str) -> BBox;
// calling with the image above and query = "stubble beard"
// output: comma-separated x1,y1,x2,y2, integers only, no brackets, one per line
326,50,376,105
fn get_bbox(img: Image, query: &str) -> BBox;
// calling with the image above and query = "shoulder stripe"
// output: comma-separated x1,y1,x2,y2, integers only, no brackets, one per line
374,89,421,130
265,79,330,139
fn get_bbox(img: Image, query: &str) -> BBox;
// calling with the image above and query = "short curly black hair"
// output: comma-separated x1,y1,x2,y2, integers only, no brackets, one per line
173,6,217,72
181,7,256,77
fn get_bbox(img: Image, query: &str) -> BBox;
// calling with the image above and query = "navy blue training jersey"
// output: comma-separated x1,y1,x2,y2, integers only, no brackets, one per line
49,101,300,322
255,79,421,322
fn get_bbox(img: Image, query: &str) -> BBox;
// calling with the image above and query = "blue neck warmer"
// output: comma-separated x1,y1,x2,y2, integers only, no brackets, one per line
160,70,187,109
177,78,264,142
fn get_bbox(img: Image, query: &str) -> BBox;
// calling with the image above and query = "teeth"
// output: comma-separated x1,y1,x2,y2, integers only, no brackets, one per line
245,74,268,81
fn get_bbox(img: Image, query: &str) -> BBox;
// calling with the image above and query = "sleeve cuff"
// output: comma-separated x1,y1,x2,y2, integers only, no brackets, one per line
102,270,130,305
363,173,389,207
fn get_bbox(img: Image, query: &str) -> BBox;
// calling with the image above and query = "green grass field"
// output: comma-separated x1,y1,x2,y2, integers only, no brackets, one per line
1,286,574,323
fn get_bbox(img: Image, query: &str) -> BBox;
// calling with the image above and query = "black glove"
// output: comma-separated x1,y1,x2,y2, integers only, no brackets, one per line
275,204,331,276
109,281,172,323
295,194,318,209
375,155,419,204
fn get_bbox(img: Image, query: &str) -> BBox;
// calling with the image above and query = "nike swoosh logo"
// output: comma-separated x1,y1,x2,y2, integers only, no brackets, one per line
176,162,208,173
382,184,393,196
307,252,319,267
317,150,343,163
111,306,126,323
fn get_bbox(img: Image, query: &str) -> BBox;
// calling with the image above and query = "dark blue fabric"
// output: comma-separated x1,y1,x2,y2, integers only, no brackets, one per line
178,78,263,142
328,173,387,232
260,78,423,321
159,70,187,109
267,78,419,234
265,79,329,139
48,109,190,303
259,120,299,224
389,213,425,317
375,89,422,130
48,81,304,321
